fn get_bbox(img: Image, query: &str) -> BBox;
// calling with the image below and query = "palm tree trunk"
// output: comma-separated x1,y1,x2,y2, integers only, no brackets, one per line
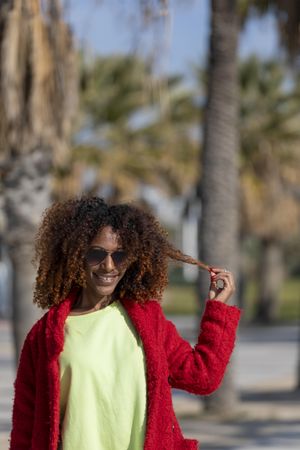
11,246,42,364
0,0,77,362
198,0,240,414
254,239,284,323
297,300,300,390
3,151,51,361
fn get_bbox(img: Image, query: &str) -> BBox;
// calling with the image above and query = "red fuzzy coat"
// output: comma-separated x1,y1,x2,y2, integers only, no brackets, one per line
10,290,241,450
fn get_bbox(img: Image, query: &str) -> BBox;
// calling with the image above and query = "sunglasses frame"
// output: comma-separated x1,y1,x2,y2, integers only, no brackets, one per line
85,247,128,267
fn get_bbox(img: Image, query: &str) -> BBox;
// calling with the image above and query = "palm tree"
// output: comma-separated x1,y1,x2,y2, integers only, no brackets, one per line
247,0,300,60
65,54,199,202
239,56,300,322
197,0,240,414
0,0,77,360
196,0,300,414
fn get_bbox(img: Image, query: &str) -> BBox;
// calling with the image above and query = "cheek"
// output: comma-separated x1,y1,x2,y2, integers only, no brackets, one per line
118,268,127,280
117,265,129,284
84,265,93,282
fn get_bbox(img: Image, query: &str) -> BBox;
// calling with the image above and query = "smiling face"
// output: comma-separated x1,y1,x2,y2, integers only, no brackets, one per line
84,226,128,303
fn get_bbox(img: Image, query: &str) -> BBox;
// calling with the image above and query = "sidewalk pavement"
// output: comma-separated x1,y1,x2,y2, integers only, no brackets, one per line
1,316,300,449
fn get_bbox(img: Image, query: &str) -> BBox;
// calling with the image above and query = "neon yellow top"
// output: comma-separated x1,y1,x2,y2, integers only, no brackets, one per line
59,301,147,450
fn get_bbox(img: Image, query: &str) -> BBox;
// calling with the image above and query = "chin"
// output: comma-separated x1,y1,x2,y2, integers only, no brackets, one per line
88,278,120,297
95,285,117,297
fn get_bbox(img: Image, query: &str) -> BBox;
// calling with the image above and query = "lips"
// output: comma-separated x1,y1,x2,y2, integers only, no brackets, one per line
93,273,118,285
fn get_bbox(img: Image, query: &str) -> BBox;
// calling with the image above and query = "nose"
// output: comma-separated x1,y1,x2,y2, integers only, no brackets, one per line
102,254,115,272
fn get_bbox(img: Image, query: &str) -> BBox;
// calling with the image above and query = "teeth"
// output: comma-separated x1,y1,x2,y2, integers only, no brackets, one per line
94,274,115,282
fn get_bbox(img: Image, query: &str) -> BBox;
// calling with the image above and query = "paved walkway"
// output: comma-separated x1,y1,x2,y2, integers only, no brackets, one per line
1,317,300,449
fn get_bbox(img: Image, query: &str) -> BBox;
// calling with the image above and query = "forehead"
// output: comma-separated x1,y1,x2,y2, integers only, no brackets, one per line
91,226,121,248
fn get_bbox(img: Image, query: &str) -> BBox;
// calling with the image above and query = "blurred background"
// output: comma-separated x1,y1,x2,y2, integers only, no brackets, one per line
0,0,300,449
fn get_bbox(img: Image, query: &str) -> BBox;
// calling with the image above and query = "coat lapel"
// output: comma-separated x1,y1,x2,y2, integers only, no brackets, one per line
121,299,160,450
45,288,79,450
45,288,79,360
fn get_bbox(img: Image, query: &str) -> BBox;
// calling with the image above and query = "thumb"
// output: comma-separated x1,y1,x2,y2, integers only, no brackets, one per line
209,273,218,300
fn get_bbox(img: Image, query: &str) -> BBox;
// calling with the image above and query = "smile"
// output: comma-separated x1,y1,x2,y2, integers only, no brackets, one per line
93,273,118,284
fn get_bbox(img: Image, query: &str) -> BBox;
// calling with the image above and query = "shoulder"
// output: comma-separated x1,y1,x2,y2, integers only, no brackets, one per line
142,299,163,311
143,299,166,319
121,298,167,326
136,299,164,316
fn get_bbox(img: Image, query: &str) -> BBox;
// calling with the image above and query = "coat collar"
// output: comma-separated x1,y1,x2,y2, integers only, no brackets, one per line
120,298,160,449
45,291,157,363
45,288,79,360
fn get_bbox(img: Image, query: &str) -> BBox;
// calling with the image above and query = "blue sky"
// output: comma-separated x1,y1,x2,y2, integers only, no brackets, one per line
66,0,279,77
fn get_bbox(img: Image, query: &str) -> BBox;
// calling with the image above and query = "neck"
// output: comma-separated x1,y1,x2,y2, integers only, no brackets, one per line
74,290,112,312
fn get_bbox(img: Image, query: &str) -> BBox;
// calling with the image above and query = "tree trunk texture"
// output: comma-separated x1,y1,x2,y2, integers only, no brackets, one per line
0,0,77,362
11,247,42,364
3,151,51,361
255,239,284,323
297,305,300,390
198,0,240,414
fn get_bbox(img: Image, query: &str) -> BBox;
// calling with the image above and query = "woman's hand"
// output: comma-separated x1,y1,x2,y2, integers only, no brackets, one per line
208,267,236,304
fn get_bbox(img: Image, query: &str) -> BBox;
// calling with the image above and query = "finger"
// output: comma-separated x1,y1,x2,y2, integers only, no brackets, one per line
226,273,235,291
217,278,229,290
220,272,235,291
209,268,233,284
210,272,229,281
212,274,233,291
210,276,224,291
211,270,234,286
209,267,231,274
222,277,235,295
209,282,219,299
211,273,232,284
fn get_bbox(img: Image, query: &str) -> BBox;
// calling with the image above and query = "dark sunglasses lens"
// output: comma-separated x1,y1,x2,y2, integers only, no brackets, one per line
111,251,127,266
86,249,107,266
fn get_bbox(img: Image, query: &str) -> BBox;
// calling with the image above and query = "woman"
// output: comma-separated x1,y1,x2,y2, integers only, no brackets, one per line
10,196,241,450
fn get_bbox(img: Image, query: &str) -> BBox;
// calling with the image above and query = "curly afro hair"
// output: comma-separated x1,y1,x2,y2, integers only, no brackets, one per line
33,196,208,309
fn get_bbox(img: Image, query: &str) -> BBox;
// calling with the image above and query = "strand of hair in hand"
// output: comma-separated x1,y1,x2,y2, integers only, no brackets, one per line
167,246,211,272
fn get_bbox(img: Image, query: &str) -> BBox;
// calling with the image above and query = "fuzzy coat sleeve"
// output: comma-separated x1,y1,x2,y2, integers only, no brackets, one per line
162,299,241,395
10,323,38,450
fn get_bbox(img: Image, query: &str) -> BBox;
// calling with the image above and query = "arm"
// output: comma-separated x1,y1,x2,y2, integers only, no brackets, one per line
164,267,241,395
10,326,37,449
164,299,241,395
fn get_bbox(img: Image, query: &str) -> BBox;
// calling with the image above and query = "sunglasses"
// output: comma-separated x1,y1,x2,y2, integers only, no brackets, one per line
85,247,128,267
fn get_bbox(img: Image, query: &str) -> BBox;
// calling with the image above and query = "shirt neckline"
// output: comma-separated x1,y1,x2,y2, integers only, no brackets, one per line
67,301,119,319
